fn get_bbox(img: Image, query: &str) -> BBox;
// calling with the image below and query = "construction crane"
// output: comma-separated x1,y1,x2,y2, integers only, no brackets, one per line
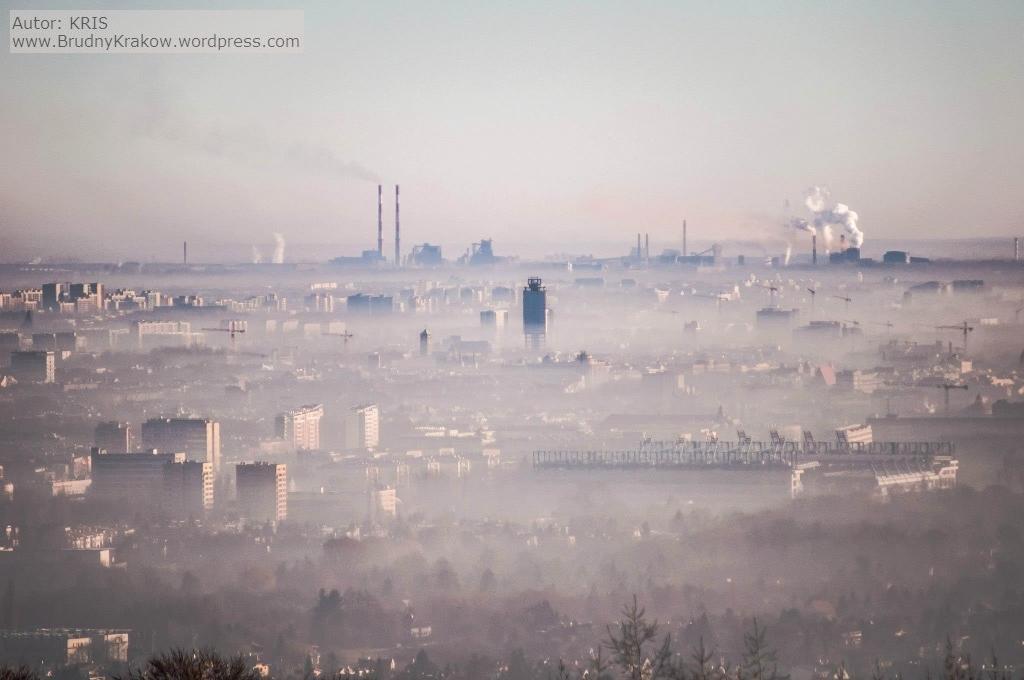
832,294,852,313
323,331,354,346
201,321,246,349
935,383,968,414
936,321,974,352
760,283,780,306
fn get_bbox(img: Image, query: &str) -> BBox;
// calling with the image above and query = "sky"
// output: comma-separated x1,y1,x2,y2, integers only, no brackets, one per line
1,0,1023,262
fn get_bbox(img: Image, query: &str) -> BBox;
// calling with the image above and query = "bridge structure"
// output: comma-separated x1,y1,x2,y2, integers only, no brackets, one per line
532,439,955,471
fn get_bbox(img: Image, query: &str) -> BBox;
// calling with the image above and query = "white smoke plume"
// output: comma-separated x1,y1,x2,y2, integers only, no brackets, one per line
783,244,792,266
271,233,285,264
251,246,263,264
803,186,863,248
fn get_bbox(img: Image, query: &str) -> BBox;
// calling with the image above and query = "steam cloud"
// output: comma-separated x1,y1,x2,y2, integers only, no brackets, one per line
272,233,285,264
788,186,863,249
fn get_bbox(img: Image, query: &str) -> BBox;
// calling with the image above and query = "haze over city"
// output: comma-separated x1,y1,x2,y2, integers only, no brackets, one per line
3,3,1024,680
3,0,1024,262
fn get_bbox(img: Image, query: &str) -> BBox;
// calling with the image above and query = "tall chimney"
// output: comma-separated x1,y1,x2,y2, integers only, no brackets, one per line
394,185,400,267
1016,236,1020,262
812,234,817,266
636,233,641,259
645,233,649,260
682,220,687,257
183,241,187,265
377,185,383,257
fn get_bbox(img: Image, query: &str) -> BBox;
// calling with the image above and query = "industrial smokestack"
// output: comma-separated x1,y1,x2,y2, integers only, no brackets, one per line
636,233,641,259
683,220,687,257
183,241,187,266
645,233,649,260
839,234,847,252
394,185,400,267
377,185,383,257
812,234,817,266
1016,236,1020,262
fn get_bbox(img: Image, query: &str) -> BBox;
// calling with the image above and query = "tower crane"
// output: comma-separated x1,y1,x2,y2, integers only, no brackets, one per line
833,295,852,313
323,331,354,346
936,321,974,352
935,383,968,414
201,321,246,349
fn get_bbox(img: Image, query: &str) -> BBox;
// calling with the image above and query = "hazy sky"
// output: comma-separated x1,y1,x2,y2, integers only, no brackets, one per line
2,0,1023,262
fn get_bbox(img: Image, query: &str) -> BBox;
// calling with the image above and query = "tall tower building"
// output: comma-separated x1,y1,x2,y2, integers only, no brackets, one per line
522,277,547,349
275,404,324,450
236,462,287,522
419,329,430,356
345,404,380,451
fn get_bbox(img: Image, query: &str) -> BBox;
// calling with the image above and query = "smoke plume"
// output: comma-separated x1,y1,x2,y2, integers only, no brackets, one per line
803,186,863,248
271,233,285,264
251,246,263,264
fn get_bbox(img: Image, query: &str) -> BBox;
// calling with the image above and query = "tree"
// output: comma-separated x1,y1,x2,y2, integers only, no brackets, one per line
0,668,37,680
604,596,678,680
740,619,788,680
116,649,262,680
690,637,716,680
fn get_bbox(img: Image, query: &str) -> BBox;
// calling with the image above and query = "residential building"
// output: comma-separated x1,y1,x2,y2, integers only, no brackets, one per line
236,462,287,522
275,404,324,450
345,404,380,451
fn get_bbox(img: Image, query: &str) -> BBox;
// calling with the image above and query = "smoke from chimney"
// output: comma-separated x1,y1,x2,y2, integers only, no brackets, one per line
786,186,863,251
272,233,285,264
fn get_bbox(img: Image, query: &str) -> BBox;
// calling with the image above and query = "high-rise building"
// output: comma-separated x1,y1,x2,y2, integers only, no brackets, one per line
345,404,380,451
522,277,547,348
94,421,131,454
480,309,509,330
10,350,55,383
235,462,287,522
141,418,221,472
346,294,393,315
275,404,324,450
133,321,192,349
41,283,67,311
90,449,185,503
419,329,431,356
163,460,214,516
